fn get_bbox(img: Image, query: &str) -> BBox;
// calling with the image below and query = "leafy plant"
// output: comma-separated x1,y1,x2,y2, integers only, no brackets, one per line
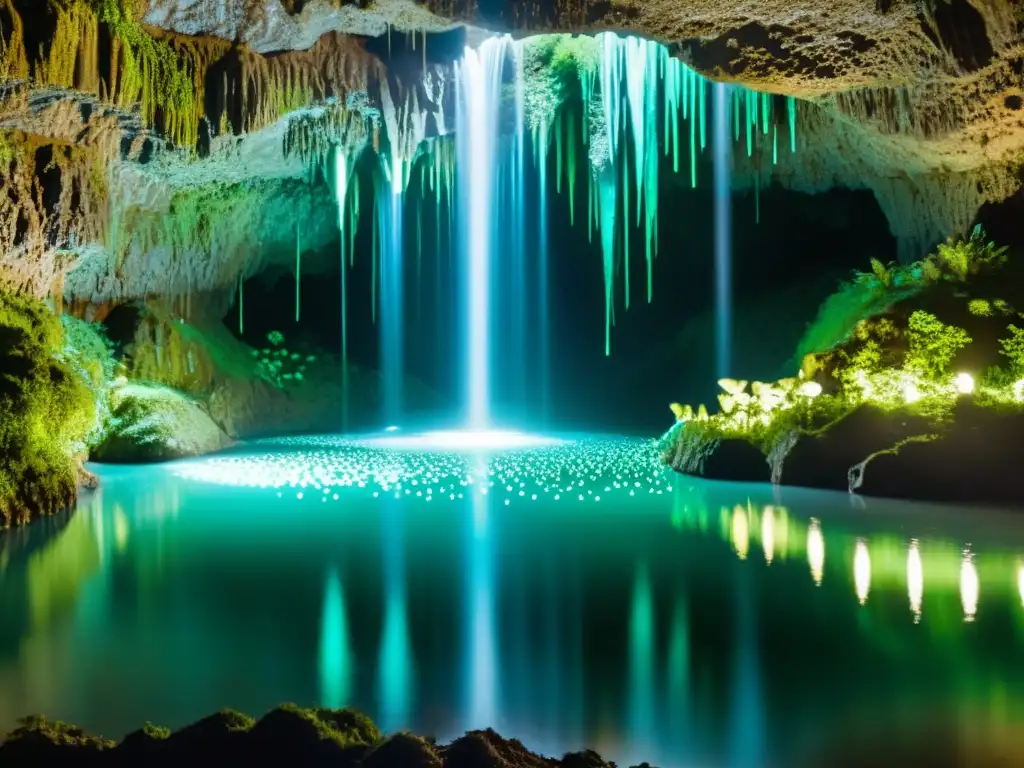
998,324,1024,377
903,311,971,379
934,224,1008,282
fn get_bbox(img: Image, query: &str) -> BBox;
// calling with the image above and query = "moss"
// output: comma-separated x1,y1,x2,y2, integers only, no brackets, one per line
1,715,115,753
0,289,107,526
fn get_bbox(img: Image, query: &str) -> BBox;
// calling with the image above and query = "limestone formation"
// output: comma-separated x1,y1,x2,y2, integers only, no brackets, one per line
0,0,1019,313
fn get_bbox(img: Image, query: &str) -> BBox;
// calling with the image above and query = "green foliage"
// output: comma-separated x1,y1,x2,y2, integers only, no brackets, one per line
0,291,105,525
904,311,971,379
796,227,1005,362
252,331,317,388
934,223,1008,282
870,258,895,288
998,324,1024,377
968,298,993,316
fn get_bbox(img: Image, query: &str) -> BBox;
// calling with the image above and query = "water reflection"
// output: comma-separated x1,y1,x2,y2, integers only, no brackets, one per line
961,550,979,622
761,505,775,565
627,562,655,763
808,519,824,586
465,460,497,731
1018,562,1024,609
2,439,1024,767
731,505,749,561
854,539,871,605
908,541,923,622
379,502,412,731
318,569,352,708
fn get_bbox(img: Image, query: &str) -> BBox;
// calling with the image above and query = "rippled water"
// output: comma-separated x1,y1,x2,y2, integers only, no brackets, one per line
2,433,1024,766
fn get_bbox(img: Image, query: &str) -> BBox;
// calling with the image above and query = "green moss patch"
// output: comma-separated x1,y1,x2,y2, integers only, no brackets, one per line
0,290,113,526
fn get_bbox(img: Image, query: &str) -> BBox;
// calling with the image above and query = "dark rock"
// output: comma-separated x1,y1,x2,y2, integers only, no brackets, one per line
853,402,1024,503
365,732,441,768
701,437,771,483
443,730,552,768
0,715,113,767
246,704,367,763
778,405,934,491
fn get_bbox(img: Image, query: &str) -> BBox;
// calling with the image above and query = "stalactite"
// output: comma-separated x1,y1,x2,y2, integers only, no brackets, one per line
295,215,301,323
567,109,576,226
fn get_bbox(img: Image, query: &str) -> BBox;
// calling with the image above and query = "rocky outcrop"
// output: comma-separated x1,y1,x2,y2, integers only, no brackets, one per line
0,705,655,768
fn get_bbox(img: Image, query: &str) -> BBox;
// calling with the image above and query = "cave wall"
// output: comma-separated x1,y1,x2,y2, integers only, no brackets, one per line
0,0,1019,315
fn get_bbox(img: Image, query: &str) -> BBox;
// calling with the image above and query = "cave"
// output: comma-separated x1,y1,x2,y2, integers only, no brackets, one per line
2,1,1024,766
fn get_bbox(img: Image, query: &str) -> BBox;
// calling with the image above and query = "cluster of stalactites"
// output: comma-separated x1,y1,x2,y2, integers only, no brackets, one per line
285,33,803,360
532,33,801,354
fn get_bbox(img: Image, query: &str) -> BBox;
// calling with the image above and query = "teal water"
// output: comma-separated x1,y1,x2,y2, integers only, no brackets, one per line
2,433,1024,766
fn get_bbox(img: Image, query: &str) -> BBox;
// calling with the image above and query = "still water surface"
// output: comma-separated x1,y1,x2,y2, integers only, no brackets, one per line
1,433,1024,766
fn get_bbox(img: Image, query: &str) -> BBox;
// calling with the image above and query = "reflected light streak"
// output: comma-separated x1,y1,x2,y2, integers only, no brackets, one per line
319,569,352,708
731,505,749,561
854,539,871,605
908,540,923,621
1018,562,1024,609
761,505,775,565
465,459,497,730
808,519,824,586
961,550,979,622
627,561,655,762
379,503,412,731
378,588,412,731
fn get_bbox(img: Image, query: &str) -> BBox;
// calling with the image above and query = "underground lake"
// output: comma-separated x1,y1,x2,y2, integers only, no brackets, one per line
3,433,1024,766
3,0,1024,763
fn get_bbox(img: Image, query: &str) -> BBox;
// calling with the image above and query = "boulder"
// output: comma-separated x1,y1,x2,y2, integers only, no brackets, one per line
93,383,231,463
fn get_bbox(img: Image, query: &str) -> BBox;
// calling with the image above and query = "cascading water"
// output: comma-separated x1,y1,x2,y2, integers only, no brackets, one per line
455,37,512,430
312,32,798,431
332,149,351,430
377,159,405,425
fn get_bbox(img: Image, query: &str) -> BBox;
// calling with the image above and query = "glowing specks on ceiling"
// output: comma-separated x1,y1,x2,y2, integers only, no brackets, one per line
170,433,671,505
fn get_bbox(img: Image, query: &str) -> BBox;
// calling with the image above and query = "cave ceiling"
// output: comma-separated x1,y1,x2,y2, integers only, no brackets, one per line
0,0,1021,306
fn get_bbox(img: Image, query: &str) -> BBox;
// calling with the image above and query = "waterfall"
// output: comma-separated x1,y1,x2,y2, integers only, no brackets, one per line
456,36,511,429
376,157,405,425
333,148,351,431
